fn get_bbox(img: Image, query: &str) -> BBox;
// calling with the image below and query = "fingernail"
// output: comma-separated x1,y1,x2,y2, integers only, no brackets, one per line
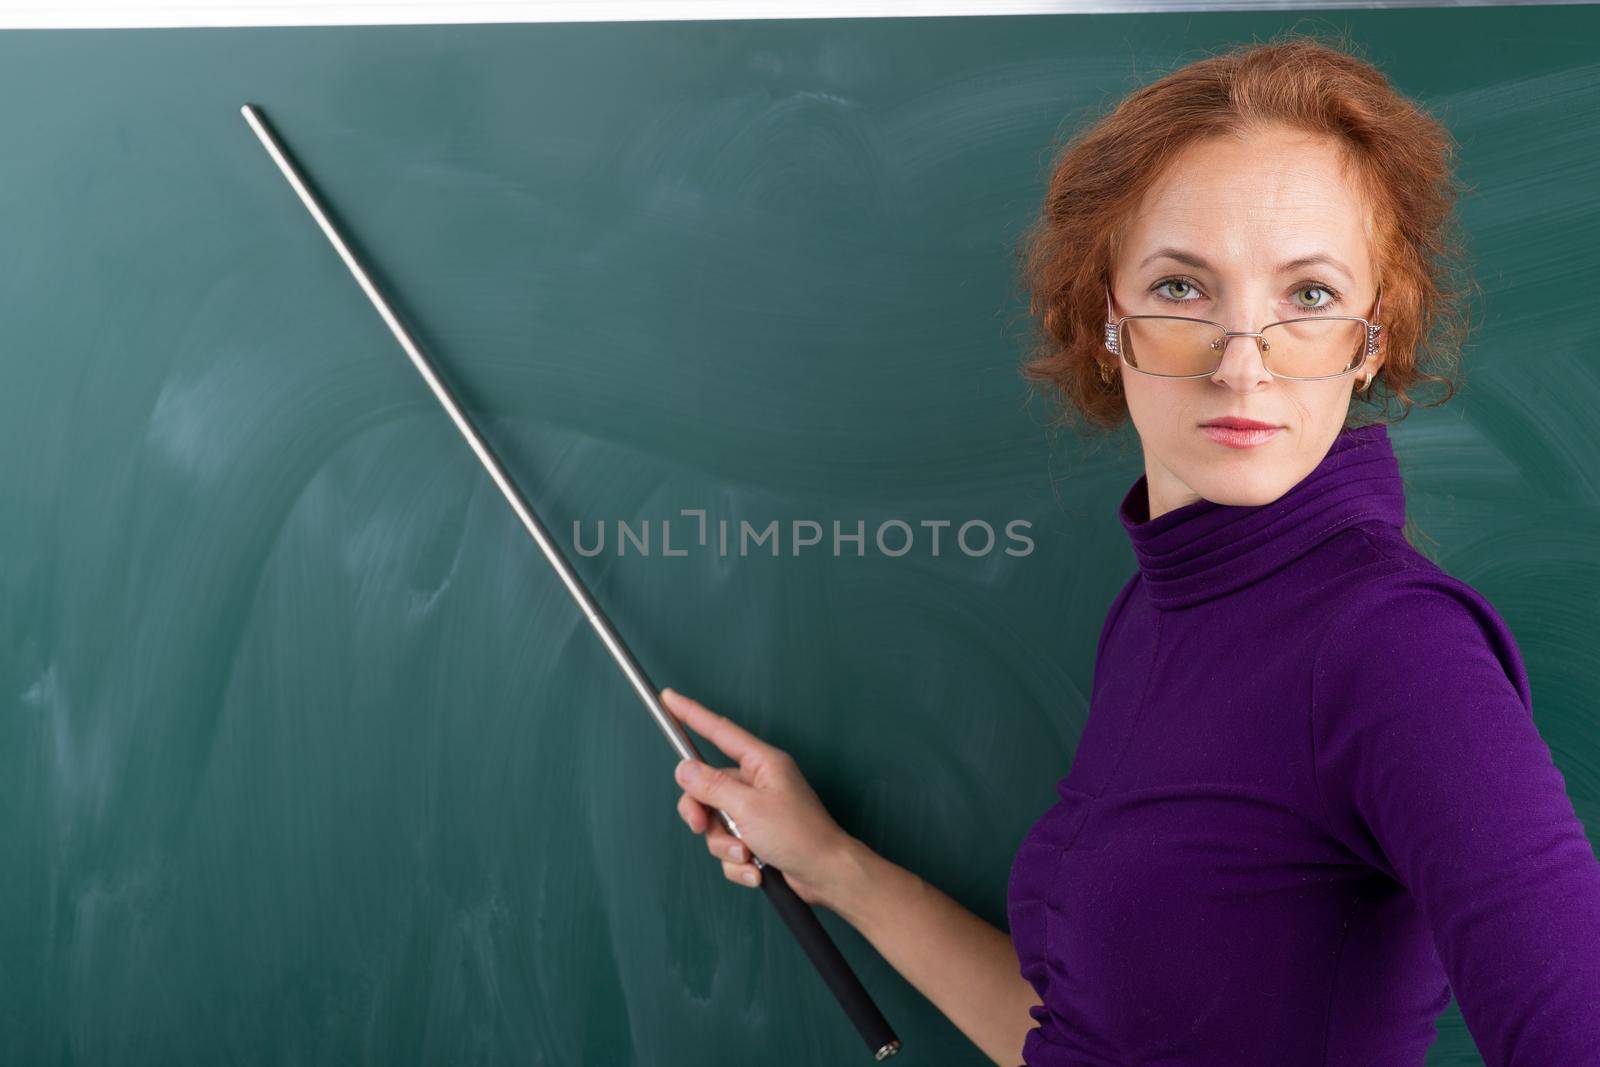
742,871,758,886
730,844,746,861
675,759,698,784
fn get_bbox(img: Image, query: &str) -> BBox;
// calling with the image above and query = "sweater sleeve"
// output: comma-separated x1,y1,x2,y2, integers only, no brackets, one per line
1310,571,1600,1065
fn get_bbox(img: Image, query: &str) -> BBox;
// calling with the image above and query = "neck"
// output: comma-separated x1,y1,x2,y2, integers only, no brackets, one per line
1142,450,1203,522
1118,423,1406,611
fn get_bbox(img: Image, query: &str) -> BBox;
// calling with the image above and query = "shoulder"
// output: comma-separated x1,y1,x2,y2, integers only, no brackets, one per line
1095,570,1143,666
1312,526,1532,717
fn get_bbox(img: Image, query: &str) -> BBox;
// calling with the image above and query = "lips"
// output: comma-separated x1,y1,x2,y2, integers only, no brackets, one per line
1200,420,1282,450
1201,417,1280,431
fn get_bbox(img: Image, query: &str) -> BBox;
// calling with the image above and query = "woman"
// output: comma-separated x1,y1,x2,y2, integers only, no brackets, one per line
664,35,1600,1066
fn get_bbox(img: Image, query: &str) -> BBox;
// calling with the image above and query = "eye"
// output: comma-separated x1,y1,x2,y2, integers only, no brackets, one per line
1151,277,1202,304
1290,284,1341,312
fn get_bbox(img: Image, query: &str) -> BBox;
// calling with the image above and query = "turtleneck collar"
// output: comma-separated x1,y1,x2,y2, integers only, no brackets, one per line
1118,423,1406,611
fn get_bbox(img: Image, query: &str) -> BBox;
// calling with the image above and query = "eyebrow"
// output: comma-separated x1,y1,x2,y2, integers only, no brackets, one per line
1138,247,1355,282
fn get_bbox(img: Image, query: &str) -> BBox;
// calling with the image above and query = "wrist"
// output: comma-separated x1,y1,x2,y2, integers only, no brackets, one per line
819,833,902,932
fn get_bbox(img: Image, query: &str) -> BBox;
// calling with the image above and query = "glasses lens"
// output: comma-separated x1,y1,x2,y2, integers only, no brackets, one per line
1121,318,1224,376
1120,317,1366,378
1260,319,1366,378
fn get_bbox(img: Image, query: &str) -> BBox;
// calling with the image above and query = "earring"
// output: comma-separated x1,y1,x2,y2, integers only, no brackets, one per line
1098,362,1114,386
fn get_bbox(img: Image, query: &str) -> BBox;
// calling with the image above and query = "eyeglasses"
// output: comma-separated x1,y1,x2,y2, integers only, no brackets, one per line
1103,285,1383,380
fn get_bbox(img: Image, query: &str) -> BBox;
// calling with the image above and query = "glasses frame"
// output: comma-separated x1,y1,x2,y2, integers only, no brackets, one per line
1102,285,1384,381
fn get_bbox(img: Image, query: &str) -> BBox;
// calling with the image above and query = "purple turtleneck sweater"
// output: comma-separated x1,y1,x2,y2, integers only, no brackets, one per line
1005,423,1600,1066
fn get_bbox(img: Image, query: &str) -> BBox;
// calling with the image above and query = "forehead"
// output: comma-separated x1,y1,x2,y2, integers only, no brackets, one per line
1120,127,1373,278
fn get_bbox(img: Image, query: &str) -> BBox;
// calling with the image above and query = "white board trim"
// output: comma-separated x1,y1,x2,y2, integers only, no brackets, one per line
0,0,1591,31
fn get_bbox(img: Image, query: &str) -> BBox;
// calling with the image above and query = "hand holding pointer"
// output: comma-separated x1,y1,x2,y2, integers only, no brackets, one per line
664,688,860,910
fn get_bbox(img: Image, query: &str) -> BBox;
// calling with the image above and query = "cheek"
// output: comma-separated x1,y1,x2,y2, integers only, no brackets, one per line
1123,377,1221,460
1121,375,1191,430
1292,378,1356,429
1120,379,1161,446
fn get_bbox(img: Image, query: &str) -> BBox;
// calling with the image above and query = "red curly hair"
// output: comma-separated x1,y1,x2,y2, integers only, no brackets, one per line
1016,30,1472,434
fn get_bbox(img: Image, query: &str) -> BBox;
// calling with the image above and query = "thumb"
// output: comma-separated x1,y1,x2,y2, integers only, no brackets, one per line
675,758,751,813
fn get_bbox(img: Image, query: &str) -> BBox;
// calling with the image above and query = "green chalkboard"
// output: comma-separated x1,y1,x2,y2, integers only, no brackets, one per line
3,8,1598,1064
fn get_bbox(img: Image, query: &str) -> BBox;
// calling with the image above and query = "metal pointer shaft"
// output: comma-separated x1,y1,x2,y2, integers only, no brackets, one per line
240,102,900,1061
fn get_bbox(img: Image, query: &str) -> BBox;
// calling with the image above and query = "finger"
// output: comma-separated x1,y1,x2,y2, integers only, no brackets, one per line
674,757,754,813
661,688,772,772
722,858,761,888
705,829,748,864
677,792,709,834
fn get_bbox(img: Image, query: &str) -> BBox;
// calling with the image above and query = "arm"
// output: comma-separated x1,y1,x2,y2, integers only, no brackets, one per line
662,689,1041,1066
826,835,1043,1067
812,568,1145,1066
1310,572,1600,1064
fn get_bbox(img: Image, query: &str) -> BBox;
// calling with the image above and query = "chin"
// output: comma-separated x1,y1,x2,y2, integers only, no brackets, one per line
1187,463,1295,507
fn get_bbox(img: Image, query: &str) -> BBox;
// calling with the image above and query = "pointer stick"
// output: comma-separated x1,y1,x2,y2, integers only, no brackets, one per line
240,103,901,1062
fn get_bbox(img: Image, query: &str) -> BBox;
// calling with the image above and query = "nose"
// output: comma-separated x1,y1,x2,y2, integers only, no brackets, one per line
1209,331,1273,388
